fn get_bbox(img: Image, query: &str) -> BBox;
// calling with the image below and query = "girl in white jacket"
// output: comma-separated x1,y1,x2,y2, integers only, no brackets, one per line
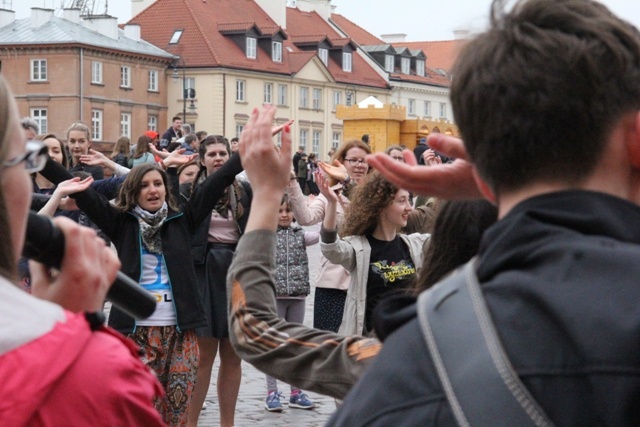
318,171,429,336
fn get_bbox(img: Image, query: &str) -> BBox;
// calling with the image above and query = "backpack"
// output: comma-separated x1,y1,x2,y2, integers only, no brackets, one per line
417,259,555,427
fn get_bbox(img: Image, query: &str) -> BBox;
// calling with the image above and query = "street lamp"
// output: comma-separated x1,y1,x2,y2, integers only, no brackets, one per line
171,56,196,122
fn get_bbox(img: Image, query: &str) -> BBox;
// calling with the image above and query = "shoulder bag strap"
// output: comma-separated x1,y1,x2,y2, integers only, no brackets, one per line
417,259,554,427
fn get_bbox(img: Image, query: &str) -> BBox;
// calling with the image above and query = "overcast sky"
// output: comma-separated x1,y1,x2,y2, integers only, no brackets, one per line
12,0,640,42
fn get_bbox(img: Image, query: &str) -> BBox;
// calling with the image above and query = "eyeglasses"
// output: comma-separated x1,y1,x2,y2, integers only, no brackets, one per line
344,158,368,167
391,156,404,162
2,140,48,173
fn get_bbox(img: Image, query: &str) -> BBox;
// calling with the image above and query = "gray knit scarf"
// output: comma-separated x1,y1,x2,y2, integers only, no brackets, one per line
132,202,168,255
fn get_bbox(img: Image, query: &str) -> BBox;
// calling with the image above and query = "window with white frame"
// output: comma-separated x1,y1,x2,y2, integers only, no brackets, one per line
148,115,158,131
278,84,288,106
299,129,308,149
120,113,131,138
440,102,447,118
333,91,342,111
236,80,246,102
300,87,309,108
318,48,328,66
332,132,341,148
91,109,103,141
385,54,394,72
312,130,321,154
31,108,47,134
120,66,131,88
346,92,354,106
91,61,103,84
401,57,410,74
246,37,257,59
342,52,352,72
169,30,183,44
416,60,425,77
236,124,245,138
276,131,282,145
272,41,283,62
408,98,416,115
148,70,159,91
264,83,273,104
183,77,195,98
30,59,47,81
424,101,431,117
312,88,322,110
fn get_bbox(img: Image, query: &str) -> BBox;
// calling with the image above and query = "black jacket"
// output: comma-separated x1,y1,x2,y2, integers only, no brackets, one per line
330,191,640,426
40,155,243,334
181,178,252,265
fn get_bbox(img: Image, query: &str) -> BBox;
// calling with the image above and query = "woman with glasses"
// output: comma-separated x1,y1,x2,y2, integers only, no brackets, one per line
0,77,166,425
285,139,371,333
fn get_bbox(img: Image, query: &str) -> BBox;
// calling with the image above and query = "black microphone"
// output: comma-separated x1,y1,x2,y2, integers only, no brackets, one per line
24,212,157,320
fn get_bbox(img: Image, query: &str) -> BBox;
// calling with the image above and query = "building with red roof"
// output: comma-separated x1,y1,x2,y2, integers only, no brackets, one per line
128,0,391,157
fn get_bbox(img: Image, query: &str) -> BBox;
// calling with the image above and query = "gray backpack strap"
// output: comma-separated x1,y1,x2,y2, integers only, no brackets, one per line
417,259,554,427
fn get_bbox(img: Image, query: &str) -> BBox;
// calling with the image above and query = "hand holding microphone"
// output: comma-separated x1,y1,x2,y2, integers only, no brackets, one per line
25,213,156,320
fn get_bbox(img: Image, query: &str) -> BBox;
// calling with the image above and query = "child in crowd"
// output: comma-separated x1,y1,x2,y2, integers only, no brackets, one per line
264,194,319,412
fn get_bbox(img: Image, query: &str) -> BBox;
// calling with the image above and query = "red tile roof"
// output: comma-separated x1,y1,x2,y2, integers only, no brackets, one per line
285,8,387,89
129,0,387,88
392,40,465,73
330,13,383,46
329,13,452,87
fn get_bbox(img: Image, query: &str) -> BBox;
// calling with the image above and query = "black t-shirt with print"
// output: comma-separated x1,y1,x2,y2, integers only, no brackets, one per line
364,234,417,334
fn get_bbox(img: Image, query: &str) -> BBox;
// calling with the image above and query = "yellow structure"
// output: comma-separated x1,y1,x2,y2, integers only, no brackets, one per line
337,102,459,153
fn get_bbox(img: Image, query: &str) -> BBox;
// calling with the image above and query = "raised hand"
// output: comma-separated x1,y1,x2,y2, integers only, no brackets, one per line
163,148,198,168
366,134,481,199
240,105,293,231
80,148,109,167
318,160,348,186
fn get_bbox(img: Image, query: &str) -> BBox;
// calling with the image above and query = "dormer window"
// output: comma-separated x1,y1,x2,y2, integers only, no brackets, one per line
385,54,394,72
416,59,425,77
401,57,410,74
319,48,328,66
342,52,352,72
169,30,183,44
246,37,257,59
272,41,282,62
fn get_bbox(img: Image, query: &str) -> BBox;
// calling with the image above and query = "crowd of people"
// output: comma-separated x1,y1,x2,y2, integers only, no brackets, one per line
4,0,640,426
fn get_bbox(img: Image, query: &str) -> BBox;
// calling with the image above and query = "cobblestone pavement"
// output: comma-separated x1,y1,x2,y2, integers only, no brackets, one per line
197,225,336,426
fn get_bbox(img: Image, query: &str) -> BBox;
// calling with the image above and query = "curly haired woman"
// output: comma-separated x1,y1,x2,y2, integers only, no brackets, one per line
318,170,429,336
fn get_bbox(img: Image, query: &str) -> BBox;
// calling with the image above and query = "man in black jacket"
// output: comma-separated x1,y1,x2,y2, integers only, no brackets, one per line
331,0,640,425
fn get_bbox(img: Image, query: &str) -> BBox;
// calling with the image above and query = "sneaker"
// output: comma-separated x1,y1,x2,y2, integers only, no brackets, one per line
289,393,315,409
265,392,284,412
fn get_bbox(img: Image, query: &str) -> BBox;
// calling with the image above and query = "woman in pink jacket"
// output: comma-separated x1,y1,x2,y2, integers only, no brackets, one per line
0,76,164,426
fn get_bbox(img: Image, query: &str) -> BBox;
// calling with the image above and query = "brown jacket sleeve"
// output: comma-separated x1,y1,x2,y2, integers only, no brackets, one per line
226,230,381,399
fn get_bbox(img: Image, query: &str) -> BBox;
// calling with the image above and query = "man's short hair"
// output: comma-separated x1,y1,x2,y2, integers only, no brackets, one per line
182,124,192,134
184,133,197,146
172,116,182,123
196,130,208,141
452,0,640,193
20,117,39,134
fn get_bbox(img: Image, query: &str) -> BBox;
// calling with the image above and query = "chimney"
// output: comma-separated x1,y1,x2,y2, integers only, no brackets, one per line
296,0,331,21
30,7,54,29
254,0,287,29
124,24,141,42
0,9,15,29
380,33,407,43
62,8,81,24
83,15,119,40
